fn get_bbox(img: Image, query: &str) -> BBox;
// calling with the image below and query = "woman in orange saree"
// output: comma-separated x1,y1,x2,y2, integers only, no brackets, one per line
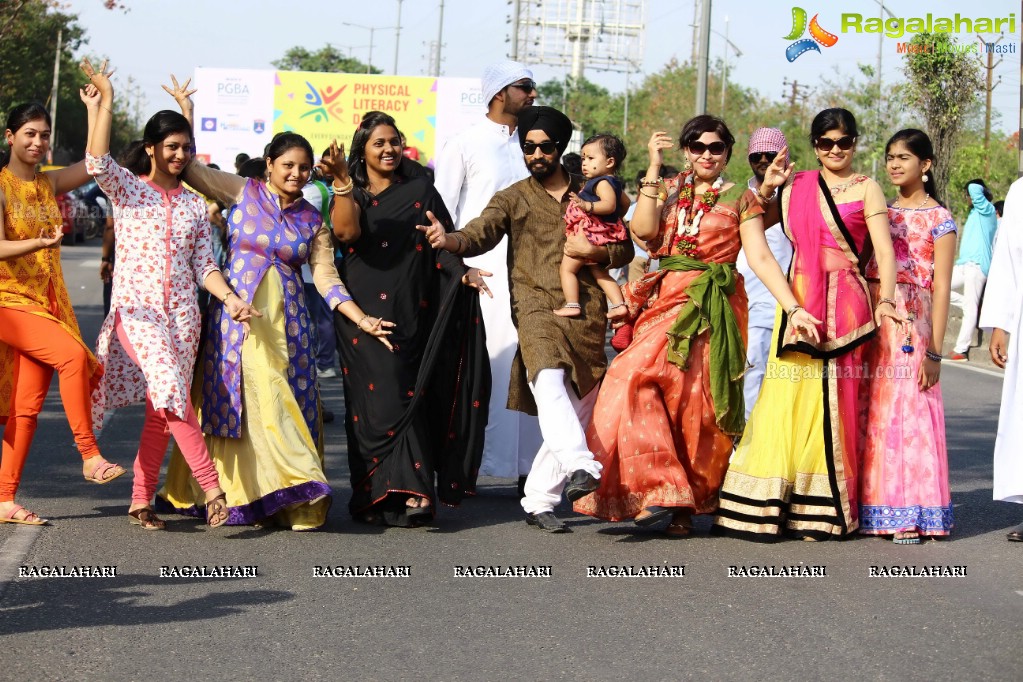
574,115,817,535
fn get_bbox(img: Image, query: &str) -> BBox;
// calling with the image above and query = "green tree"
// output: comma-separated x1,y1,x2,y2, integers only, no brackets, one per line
272,45,381,74
902,33,985,205
0,2,138,163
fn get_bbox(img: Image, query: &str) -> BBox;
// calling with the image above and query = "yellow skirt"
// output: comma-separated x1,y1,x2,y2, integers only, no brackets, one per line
712,306,861,541
157,268,331,530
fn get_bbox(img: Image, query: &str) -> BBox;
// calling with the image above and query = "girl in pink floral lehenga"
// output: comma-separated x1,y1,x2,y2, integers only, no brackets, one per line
860,129,957,544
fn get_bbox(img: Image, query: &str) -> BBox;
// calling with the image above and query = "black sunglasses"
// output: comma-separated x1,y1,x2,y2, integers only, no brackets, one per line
748,151,778,163
522,140,558,155
687,141,728,156
815,135,856,152
508,80,537,93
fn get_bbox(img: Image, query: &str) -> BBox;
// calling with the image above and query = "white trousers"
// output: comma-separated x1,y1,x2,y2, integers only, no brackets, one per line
743,325,774,420
520,368,602,515
949,263,987,353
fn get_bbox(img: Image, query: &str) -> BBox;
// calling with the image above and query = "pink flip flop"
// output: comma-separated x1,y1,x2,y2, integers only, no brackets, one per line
0,504,48,526
83,459,126,484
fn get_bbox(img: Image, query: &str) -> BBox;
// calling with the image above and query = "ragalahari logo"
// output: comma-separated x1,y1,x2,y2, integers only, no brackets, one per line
784,7,839,61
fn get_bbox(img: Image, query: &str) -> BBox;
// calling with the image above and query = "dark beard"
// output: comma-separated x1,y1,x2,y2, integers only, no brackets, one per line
528,158,558,181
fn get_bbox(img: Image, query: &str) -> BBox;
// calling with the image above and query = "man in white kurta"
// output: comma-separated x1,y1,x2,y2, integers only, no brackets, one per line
435,60,543,488
734,128,793,418
979,175,1023,541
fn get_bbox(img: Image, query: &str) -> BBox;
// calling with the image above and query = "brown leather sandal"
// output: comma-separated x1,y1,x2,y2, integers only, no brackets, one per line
205,494,229,528
128,507,166,530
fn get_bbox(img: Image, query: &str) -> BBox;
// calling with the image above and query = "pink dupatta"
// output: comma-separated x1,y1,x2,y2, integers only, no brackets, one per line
778,171,875,358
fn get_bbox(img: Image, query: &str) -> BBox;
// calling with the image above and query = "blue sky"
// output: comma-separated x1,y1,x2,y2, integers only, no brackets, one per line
62,0,1021,133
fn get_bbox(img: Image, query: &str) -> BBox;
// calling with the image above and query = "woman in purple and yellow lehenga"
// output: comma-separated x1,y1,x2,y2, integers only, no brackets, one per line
157,132,391,530
713,108,904,541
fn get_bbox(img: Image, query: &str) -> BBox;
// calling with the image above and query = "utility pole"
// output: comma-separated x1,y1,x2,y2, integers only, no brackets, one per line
48,28,61,163
432,0,445,77
393,0,403,75
782,78,810,126
690,0,700,64
694,0,711,115
509,0,520,60
979,34,1004,175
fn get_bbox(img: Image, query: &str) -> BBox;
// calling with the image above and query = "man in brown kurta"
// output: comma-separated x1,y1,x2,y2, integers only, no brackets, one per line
422,107,633,531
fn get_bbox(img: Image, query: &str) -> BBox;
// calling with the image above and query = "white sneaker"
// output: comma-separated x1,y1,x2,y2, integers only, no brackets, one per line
318,367,337,378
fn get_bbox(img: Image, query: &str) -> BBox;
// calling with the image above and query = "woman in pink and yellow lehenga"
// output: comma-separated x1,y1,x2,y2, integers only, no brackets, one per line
713,108,904,541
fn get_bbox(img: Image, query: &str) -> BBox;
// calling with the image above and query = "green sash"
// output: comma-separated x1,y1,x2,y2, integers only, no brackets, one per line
660,254,746,435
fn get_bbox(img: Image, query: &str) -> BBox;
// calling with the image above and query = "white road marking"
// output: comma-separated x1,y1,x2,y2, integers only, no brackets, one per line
944,362,1004,379
0,524,44,598
80,260,101,268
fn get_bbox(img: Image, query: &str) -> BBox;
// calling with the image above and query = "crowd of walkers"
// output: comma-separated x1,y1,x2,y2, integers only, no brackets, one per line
1,58,1020,544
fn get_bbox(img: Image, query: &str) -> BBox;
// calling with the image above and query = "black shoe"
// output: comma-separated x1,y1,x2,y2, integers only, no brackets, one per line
634,506,673,527
517,476,527,500
525,512,570,533
1007,522,1023,542
564,470,599,502
322,409,335,424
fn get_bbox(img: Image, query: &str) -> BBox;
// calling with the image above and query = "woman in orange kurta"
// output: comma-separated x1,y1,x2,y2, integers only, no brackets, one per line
0,68,125,525
575,116,815,536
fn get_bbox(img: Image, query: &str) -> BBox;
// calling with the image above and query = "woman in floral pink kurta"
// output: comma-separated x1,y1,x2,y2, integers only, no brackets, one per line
860,129,957,541
85,108,253,529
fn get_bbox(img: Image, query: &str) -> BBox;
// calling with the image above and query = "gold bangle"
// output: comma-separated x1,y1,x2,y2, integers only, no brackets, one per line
640,178,660,187
638,188,659,199
332,177,354,196
221,290,235,303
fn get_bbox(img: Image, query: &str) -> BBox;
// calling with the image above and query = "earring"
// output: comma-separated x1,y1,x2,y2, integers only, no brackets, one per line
922,173,929,182
683,159,692,171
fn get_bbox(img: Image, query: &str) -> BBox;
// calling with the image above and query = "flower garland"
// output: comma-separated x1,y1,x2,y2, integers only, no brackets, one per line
671,172,724,257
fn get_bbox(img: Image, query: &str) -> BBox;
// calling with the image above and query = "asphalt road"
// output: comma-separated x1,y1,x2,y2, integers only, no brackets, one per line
0,243,1020,682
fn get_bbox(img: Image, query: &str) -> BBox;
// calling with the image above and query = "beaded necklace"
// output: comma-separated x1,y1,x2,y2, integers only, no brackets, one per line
671,171,723,257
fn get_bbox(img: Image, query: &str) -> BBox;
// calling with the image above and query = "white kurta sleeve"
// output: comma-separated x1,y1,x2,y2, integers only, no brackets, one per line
433,137,466,227
980,177,1023,332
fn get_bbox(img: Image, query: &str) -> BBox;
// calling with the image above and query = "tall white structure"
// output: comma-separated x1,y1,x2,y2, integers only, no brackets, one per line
510,0,646,81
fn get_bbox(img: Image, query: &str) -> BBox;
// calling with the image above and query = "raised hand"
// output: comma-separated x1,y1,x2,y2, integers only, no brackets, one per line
761,145,794,194
318,139,350,183
461,267,493,298
79,58,114,97
416,211,451,250
647,131,673,170
79,83,101,109
161,74,197,113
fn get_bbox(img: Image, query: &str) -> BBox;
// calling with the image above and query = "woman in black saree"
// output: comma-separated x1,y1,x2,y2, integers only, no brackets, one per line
325,111,491,527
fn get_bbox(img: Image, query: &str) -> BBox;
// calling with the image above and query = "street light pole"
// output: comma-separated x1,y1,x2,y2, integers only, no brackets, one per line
694,0,712,115
393,0,403,75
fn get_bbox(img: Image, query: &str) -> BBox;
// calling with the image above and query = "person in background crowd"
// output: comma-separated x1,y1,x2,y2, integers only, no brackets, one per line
0,61,127,527
980,176,1023,541
735,127,793,419
234,152,250,173
561,152,582,177
434,60,542,497
328,111,491,527
860,129,957,544
948,179,997,361
421,106,634,533
301,154,340,381
99,202,115,318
